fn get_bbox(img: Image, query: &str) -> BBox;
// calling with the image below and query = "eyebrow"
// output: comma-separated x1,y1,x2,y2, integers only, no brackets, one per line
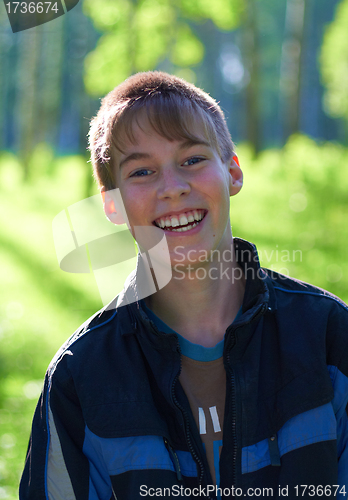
119,139,211,170
119,152,151,170
178,139,211,150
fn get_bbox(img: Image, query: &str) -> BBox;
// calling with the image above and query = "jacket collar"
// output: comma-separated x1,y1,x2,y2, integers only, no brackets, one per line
111,237,275,335
233,238,273,316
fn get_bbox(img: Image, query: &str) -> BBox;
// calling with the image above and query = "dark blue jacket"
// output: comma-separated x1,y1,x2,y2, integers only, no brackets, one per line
20,239,348,499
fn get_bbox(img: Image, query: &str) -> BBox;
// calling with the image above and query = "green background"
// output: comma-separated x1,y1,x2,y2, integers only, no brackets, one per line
0,0,348,496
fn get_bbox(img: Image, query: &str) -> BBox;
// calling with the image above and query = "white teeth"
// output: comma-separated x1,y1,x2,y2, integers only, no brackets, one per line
179,214,188,226
155,210,205,230
170,216,179,227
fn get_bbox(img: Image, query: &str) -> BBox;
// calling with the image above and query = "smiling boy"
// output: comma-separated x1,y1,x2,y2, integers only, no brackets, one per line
103,101,244,348
20,72,348,499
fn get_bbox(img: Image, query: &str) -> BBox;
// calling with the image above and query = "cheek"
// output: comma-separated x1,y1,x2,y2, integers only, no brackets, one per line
201,171,230,204
203,175,231,226
121,189,151,224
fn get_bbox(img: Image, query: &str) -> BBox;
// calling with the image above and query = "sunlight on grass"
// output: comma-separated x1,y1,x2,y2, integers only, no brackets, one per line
0,152,102,498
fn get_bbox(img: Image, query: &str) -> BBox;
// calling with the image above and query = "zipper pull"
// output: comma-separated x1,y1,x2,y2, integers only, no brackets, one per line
164,438,183,481
268,435,281,466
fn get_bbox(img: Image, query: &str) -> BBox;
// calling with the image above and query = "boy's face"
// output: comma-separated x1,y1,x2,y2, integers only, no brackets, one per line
104,117,243,268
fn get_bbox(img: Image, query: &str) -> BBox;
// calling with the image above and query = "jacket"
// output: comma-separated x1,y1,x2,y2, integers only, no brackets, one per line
20,238,348,499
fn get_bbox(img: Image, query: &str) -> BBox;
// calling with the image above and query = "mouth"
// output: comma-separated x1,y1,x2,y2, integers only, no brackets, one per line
153,209,207,233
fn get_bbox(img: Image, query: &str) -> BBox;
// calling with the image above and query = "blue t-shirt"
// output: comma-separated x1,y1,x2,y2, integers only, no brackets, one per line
142,300,242,361
141,300,242,487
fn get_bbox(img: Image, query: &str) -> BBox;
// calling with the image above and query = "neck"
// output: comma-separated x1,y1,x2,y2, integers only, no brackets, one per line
144,241,245,347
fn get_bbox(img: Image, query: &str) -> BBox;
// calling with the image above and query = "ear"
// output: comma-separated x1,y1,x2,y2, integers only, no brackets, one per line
101,187,126,225
229,155,243,196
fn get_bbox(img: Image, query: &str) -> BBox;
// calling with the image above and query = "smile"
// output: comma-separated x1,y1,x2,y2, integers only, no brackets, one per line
154,209,207,232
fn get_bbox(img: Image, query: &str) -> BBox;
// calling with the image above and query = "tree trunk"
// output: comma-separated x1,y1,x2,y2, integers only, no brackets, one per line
242,0,261,156
279,0,307,141
16,29,41,179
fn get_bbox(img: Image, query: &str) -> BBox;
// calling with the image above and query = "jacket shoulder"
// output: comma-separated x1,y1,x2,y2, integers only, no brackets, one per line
47,299,120,377
263,268,348,375
263,267,348,312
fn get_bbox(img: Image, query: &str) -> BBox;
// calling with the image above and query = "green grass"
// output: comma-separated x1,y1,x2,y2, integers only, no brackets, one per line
232,134,348,302
0,152,101,498
1,134,348,497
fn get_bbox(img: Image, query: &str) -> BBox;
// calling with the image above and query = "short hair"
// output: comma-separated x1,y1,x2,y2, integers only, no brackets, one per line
88,71,235,190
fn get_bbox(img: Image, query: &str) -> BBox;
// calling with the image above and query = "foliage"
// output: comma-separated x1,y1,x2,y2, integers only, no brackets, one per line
178,0,243,31
233,134,348,296
320,0,348,121
82,0,243,96
1,137,348,497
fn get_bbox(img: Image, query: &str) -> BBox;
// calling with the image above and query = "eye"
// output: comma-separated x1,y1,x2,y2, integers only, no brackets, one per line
130,169,153,178
182,156,204,166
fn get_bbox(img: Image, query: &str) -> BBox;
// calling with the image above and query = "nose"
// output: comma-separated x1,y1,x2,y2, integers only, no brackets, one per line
157,165,191,200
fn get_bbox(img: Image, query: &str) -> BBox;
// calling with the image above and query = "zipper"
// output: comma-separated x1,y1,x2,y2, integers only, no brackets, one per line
225,302,267,486
171,373,205,485
137,320,194,483
136,315,198,482
226,332,238,486
164,438,183,481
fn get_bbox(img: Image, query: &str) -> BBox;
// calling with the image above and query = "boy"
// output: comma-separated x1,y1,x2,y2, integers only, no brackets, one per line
20,72,348,499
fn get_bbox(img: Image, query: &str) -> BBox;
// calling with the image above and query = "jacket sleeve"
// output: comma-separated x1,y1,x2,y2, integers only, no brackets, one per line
327,302,348,493
19,354,113,500
335,372,348,493
19,376,51,500
337,405,348,493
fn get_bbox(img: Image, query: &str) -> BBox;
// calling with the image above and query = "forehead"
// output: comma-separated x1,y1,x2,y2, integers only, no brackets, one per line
123,114,209,150
111,100,221,158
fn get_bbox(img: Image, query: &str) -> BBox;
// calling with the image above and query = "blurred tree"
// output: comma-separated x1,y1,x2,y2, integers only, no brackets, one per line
241,0,261,155
37,23,64,149
279,0,307,141
82,0,244,96
320,0,348,142
0,0,342,180
16,29,41,179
